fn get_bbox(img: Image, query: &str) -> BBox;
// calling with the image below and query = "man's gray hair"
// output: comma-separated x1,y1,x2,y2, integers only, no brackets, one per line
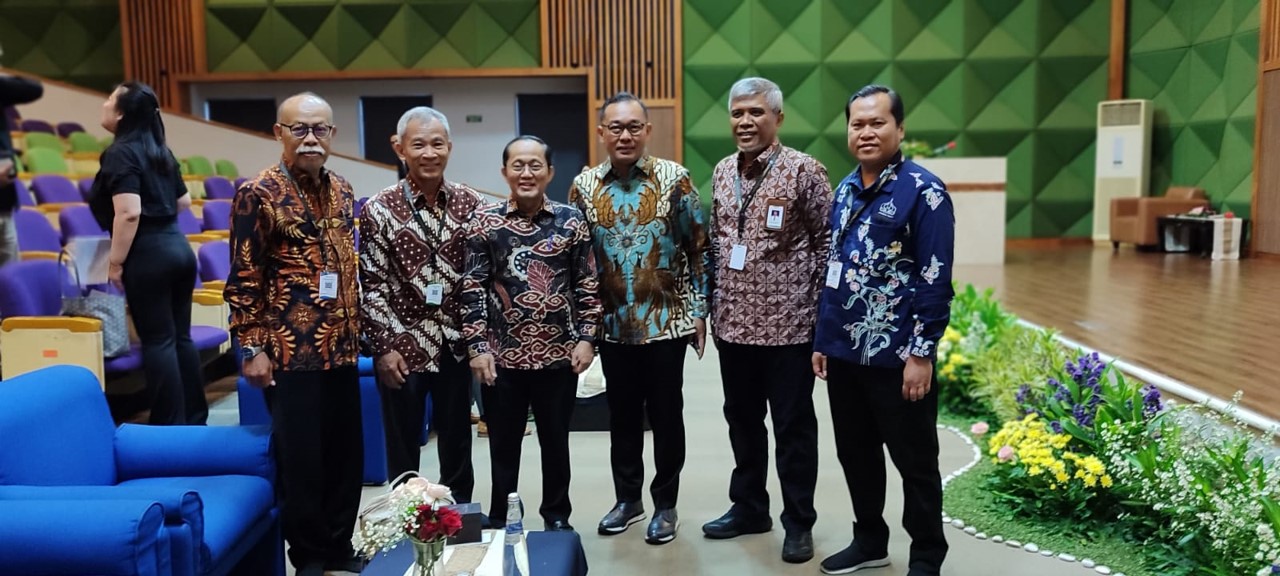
397,106,451,140
727,77,783,113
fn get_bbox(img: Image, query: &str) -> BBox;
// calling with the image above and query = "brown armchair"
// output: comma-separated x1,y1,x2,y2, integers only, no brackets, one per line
1110,186,1211,248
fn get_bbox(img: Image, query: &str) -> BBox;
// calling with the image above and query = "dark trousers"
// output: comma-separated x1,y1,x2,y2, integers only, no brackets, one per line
480,366,577,525
716,340,818,533
122,226,206,425
598,339,687,510
265,366,364,568
826,357,947,573
379,353,475,501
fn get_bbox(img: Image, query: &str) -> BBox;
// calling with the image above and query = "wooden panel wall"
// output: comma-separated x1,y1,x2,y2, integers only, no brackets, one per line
118,0,205,111
543,0,682,165
1256,0,1280,254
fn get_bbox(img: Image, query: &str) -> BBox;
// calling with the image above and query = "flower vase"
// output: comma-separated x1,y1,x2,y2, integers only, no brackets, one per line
410,537,446,576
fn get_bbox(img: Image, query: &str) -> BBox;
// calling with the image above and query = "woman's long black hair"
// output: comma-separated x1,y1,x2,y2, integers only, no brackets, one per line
108,81,177,176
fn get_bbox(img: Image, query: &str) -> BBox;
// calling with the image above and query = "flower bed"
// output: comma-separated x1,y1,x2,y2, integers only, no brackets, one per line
939,284,1280,576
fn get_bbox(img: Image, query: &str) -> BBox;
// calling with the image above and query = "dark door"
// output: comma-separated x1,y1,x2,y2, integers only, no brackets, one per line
360,95,433,166
516,93,588,203
205,98,276,136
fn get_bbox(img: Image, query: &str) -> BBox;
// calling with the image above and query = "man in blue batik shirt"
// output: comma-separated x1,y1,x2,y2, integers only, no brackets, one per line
811,85,955,576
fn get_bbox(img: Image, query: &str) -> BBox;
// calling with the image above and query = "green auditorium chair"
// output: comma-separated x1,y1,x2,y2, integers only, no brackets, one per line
214,159,240,179
184,155,214,177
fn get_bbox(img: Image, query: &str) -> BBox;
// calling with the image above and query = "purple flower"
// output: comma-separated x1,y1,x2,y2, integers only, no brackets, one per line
1072,403,1094,428
1142,385,1164,417
1016,384,1031,405
1049,420,1064,434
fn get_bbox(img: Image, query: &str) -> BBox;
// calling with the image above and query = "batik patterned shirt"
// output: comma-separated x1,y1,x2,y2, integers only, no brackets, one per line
568,156,711,345
226,161,361,371
359,179,484,373
814,155,955,368
709,141,832,346
460,199,601,370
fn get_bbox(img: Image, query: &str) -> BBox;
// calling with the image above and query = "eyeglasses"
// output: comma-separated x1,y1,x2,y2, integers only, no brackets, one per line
277,123,333,139
508,162,546,175
602,122,647,137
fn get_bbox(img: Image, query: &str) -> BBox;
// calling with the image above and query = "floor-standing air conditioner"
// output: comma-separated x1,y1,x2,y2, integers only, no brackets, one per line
1093,99,1153,240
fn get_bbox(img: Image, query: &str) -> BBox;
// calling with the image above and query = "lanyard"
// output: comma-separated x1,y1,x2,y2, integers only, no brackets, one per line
733,150,779,238
829,162,897,261
279,161,331,270
402,180,446,242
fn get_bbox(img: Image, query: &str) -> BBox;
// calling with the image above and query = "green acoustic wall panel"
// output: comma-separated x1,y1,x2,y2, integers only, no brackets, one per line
1126,0,1258,216
685,0,1110,238
0,0,123,93
205,0,540,73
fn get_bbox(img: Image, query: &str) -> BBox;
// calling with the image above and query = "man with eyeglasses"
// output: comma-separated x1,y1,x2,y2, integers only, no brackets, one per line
0,45,45,267
462,135,601,531
569,91,711,545
360,107,483,497
225,92,366,576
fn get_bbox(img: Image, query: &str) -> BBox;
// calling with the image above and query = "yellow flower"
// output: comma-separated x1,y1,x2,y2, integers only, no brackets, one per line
952,354,968,365
1054,471,1069,483
1082,474,1098,488
1028,466,1043,476
1100,475,1113,488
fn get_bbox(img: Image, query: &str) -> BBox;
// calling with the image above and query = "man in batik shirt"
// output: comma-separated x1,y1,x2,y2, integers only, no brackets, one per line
812,85,955,576
226,92,365,576
701,78,830,565
360,107,483,494
462,135,600,532
569,91,711,545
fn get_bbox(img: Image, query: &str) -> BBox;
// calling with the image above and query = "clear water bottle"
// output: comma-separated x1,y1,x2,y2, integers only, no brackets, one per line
503,492,523,576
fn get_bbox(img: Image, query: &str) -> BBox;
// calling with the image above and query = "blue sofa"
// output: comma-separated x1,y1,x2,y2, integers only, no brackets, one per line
0,365,283,576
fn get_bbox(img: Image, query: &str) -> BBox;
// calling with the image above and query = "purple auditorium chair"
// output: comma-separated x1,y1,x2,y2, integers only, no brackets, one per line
55,122,86,138
198,241,229,283
57,205,107,244
18,119,54,134
13,208,60,253
3,106,19,127
201,200,231,233
78,177,95,201
13,180,35,207
177,208,202,235
30,174,82,204
355,196,369,219
202,176,235,200
234,177,247,190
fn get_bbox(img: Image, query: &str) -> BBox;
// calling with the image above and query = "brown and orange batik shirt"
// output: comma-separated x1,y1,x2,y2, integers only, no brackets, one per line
225,161,361,371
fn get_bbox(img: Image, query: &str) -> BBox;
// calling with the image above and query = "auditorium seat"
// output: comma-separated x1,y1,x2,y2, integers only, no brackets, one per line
19,119,54,134
31,174,81,204
185,156,214,177
55,121,86,138
214,159,239,179
57,205,107,243
203,176,235,200
22,147,71,176
200,200,231,237
22,132,64,153
13,207,60,260
67,132,103,153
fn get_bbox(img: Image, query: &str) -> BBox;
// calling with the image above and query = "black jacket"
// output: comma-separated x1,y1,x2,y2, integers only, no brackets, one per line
0,73,45,213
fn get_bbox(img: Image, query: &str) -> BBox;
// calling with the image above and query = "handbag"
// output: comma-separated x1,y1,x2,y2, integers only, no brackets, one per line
59,250,130,357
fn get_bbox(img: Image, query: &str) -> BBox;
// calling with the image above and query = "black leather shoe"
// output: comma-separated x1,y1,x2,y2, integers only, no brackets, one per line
546,519,575,531
324,551,369,573
645,508,678,545
820,541,890,574
782,531,815,563
597,501,646,535
701,509,773,539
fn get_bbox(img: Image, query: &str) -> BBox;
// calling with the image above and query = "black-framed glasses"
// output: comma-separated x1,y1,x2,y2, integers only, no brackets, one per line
507,161,546,175
277,123,333,139
602,122,647,137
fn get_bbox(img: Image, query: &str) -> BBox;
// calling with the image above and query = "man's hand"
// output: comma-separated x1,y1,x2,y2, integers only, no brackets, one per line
690,318,707,359
0,158,13,188
571,341,594,374
470,353,497,386
902,355,933,402
243,352,274,389
812,352,827,381
376,350,410,389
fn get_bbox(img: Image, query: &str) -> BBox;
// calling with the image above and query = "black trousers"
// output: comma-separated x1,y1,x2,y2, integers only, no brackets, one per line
265,366,363,568
716,340,818,533
122,225,206,425
598,339,687,510
379,353,474,501
480,366,577,525
826,357,947,573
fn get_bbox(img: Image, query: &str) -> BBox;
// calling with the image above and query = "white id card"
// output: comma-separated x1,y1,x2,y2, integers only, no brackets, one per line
319,272,338,300
425,283,444,306
825,261,843,289
765,203,785,230
729,244,748,270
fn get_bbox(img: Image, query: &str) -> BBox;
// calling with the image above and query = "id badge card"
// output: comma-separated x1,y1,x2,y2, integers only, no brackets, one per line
729,244,748,270
764,198,787,231
425,283,444,306
825,261,843,289
318,271,339,300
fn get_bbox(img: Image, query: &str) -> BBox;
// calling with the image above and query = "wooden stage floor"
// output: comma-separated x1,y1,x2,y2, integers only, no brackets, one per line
954,245,1280,421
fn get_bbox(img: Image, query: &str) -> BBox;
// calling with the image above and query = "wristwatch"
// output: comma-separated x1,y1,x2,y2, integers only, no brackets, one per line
240,345,263,362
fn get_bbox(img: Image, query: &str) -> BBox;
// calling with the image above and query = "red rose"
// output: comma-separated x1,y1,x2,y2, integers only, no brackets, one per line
437,507,463,537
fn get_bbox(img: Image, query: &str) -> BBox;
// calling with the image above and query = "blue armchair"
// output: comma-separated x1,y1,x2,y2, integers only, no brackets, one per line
0,366,284,576
0,499,172,575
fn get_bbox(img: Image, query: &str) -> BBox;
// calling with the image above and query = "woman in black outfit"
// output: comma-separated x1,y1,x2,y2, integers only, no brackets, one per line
89,81,206,425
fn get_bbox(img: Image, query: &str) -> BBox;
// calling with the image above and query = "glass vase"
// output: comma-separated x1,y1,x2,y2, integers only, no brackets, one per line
409,537,445,576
